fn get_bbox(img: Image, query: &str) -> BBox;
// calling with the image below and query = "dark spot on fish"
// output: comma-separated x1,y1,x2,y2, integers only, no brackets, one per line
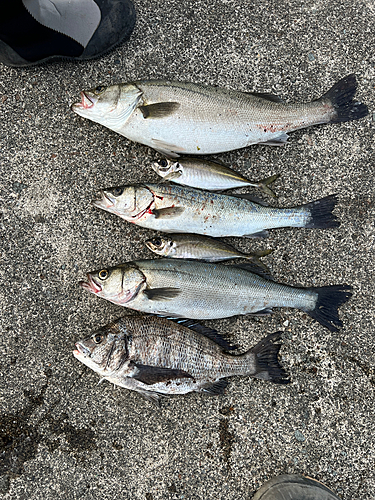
271,400,277,407
219,419,234,467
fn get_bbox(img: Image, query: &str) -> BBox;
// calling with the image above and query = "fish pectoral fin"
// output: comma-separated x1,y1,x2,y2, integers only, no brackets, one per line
139,102,180,119
199,379,228,395
152,206,185,219
247,92,284,103
243,230,269,238
131,363,194,385
258,132,289,146
163,171,182,181
247,308,273,316
143,287,181,301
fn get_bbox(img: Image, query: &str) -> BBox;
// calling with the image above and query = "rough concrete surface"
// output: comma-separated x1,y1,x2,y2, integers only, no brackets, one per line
0,0,374,499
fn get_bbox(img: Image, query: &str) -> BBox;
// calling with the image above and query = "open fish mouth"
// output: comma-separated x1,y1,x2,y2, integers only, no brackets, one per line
92,191,115,209
72,92,95,110
80,274,103,294
73,342,91,357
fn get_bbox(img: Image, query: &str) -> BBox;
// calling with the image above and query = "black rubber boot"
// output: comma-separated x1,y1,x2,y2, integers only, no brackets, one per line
0,0,136,67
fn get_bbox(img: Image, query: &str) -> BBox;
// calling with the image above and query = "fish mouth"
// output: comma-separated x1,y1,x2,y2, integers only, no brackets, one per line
80,274,103,294
73,342,91,357
71,92,95,110
92,191,115,210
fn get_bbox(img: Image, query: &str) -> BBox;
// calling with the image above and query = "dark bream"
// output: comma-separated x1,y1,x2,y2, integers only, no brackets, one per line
92,182,339,238
71,75,368,157
80,259,353,332
73,316,290,404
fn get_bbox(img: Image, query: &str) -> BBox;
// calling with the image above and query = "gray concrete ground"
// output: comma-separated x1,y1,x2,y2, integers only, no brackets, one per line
0,0,374,499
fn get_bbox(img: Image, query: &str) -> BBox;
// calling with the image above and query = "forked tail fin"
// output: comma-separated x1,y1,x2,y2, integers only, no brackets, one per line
249,332,290,384
319,74,368,123
302,194,339,229
304,284,353,332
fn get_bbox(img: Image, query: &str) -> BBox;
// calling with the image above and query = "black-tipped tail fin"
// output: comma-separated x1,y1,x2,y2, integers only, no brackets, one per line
302,194,339,229
305,284,353,332
319,74,368,123
249,332,290,384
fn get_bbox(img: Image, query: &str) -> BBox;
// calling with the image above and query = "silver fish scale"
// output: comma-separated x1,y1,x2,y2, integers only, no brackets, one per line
127,259,317,319
108,316,256,395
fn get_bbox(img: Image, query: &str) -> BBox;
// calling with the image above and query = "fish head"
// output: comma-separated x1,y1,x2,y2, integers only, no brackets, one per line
93,185,155,220
152,159,181,179
80,264,146,306
71,83,142,129
145,236,176,257
73,320,129,376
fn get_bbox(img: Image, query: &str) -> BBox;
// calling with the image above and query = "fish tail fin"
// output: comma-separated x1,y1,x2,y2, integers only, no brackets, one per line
246,332,290,384
305,284,353,332
319,74,368,123
301,194,339,229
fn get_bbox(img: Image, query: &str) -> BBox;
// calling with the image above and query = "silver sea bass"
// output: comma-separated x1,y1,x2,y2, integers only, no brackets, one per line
93,182,339,238
80,259,353,332
73,316,289,404
145,233,272,264
71,75,368,156
153,157,279,197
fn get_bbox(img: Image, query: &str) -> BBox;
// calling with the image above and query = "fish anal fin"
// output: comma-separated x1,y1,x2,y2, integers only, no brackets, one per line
247,308,273,316
152,206,185,218
243,230,269,238
199,379,228,395
136,389,163,406
143,287,181,301
139,102,180,119
259,132,289,146
132,363,193,385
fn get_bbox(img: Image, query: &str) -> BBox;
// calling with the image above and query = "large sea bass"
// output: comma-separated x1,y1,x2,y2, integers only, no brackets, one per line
93,182,338,238
80,259,352,332
73,316,289,404
71,75,368,156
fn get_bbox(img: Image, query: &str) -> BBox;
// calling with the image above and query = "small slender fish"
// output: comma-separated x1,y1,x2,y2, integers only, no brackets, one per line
152,157,279,197
92,182,339,238
71,75,368,156
80,258,353,332
145,234,273,266
73,316,289,404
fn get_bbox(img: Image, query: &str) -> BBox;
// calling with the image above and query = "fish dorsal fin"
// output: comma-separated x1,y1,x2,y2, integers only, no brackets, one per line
131,362,193,385
247,92,283,103
233,262,273,280
176,319,237,350
139,102,180,119
230,193,270,206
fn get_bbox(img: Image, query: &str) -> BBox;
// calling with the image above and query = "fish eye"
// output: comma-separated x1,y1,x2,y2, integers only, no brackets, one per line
94,85,105,94
93,334,103,344
98,269,109,280
153,238,162,247
158,159,168,168
111,187,124,197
